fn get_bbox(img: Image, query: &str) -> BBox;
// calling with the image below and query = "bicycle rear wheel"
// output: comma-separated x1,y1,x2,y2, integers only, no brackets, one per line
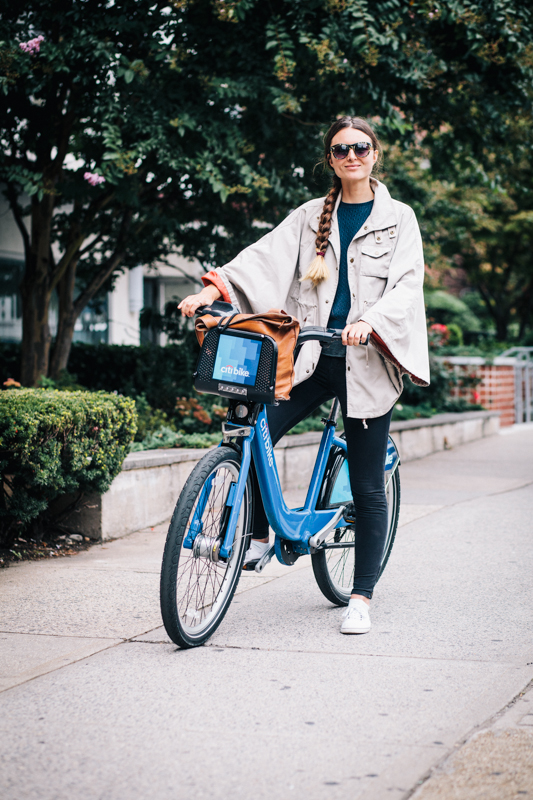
311,438,401,606
160,446,252,648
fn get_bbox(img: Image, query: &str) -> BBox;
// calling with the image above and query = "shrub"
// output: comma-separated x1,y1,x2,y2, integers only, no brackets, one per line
67,339,200,412
425,290,483,333
0,389,136,548
133,393,175,441
130,427,221,451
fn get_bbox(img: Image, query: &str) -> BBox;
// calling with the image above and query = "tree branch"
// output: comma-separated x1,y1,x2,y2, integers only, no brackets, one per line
78,231,106,257
280,113,323,127
72,210,133,316
50,194,118,289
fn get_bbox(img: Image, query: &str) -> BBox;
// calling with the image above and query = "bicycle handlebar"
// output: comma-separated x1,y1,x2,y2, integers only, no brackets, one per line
296,326,369,347
195,303,369,346
195,301,238,318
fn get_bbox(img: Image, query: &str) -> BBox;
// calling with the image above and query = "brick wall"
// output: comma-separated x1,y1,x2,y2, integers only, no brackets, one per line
476,365,515,426
445,360,516,427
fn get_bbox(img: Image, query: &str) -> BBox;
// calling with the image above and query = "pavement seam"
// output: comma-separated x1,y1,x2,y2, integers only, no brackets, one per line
126,639,522,665
402,676,533,800
0,629,124,640
0,638,125,696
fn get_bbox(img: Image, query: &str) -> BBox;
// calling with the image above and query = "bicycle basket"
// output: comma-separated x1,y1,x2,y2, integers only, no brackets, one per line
194,326,278,404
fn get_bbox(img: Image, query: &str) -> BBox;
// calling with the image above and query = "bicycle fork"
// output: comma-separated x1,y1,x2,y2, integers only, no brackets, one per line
183,425,255,561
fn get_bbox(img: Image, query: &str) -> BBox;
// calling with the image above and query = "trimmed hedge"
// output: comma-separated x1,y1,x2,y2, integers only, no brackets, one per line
0,389,136,547
0,339,200,412
68,339,200,412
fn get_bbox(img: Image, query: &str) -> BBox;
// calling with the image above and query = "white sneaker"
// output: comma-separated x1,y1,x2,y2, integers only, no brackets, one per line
243,540,270,569
340,599,371,634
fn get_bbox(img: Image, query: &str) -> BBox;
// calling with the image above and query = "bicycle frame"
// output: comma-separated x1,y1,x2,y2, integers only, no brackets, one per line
183,400,400,564
209,403,346,562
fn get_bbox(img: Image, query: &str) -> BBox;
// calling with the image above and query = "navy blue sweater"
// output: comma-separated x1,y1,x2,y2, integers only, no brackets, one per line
324,199,373,357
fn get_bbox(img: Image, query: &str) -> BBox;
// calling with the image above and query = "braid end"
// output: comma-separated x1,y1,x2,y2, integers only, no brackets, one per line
300,253,329,286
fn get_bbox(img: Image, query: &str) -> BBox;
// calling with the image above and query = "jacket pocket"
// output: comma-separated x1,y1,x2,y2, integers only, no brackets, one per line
288,291,317,326
360,245,392,278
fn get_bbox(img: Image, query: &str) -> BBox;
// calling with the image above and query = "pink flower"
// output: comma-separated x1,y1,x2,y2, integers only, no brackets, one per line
19,35,44,55
84,171,106,186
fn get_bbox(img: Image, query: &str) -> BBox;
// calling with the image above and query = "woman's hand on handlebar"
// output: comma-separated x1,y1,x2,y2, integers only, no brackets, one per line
178,284,222,317
342,320,373,346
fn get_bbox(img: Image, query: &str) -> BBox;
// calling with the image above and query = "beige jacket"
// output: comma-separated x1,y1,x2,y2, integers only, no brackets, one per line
204,178,430,418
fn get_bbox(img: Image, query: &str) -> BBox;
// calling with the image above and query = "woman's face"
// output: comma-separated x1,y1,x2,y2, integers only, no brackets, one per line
328,127,378,185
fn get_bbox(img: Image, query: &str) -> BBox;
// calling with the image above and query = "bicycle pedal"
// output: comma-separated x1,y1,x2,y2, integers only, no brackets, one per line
242,561,259,571
343,503,356,524
254,545,275,574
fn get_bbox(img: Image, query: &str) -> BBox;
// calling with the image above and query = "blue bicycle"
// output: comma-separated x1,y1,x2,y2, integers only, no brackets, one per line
160,303,401,648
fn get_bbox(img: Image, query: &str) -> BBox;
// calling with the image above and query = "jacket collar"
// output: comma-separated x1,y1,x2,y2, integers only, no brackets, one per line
363,178,398,233
309,178,397,237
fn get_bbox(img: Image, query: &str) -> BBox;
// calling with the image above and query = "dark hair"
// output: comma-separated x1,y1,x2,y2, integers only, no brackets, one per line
302,117,381,285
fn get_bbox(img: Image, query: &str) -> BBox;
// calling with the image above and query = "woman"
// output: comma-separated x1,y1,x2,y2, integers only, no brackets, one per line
179,116,429,635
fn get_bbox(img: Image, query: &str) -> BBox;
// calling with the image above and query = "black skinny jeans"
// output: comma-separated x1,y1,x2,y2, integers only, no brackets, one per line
251,354,393,599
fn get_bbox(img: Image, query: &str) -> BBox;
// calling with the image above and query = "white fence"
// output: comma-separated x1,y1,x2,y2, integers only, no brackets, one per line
501,347,533,424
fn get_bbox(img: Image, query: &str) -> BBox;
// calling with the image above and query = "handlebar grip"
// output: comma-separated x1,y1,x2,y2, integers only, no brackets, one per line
195,300,239,318
296,326,370,347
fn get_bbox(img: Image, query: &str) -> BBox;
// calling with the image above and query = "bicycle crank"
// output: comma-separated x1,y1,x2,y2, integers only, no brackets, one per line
308,505,347,550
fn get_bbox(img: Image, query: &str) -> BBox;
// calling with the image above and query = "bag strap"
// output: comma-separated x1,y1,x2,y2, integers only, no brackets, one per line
216,313,239,332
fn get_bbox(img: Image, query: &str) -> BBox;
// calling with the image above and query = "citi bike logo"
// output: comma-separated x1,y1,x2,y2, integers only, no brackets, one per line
220,364,250,378
260,417,274,468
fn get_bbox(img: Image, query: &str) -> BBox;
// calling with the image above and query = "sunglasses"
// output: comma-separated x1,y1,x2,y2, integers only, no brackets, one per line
329,142,375,160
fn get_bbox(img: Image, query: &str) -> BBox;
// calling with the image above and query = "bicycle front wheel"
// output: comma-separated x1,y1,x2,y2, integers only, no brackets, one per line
160,446,252,648
311,439,401,606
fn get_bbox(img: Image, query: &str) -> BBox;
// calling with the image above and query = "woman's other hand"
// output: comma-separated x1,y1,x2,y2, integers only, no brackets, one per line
342,320,373,346
178,284,222,317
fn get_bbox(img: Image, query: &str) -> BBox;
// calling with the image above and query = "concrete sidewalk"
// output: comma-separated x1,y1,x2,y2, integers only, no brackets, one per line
1,427,532,799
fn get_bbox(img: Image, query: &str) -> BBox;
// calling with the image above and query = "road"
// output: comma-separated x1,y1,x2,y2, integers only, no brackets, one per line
1,426,532,799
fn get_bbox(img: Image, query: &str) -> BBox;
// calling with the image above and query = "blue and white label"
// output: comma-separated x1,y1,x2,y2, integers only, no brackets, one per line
213,334,263,387
260,417,274,468
384,440,399,471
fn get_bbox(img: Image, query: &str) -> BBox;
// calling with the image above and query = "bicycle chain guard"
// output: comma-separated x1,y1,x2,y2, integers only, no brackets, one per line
275,538,300,566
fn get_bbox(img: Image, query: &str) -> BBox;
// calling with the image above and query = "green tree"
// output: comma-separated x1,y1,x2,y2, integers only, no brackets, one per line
383,116,533,342
426,119,533,341
2,0,532,384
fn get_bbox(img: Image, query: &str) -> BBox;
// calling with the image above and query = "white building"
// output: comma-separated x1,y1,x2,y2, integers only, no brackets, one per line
0,193,203,348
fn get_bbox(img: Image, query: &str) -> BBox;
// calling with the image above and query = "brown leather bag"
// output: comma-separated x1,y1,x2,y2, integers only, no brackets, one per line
195,310,300,401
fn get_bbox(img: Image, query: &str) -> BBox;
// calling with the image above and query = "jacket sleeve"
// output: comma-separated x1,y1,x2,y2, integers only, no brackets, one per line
361,206,430,385
202,206,306,313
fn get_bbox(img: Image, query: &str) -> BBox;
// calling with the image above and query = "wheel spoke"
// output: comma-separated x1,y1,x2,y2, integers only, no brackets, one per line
160,451,250,647
312,444,400,605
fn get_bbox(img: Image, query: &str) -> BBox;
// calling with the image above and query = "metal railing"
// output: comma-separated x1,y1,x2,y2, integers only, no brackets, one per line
500,347,533,424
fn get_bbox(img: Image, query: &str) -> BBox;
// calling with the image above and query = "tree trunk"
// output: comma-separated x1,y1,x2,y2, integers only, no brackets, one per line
20,282,53,386
19,196,56,386
49,258,78,379
477,283,509,342
494,316,509,342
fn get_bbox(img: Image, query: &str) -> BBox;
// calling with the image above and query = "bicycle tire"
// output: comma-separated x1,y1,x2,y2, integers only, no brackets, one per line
160,446,252,648
311,445,401,606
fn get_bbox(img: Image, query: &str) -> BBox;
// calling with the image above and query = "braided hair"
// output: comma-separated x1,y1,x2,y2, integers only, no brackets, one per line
301,116,381,286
